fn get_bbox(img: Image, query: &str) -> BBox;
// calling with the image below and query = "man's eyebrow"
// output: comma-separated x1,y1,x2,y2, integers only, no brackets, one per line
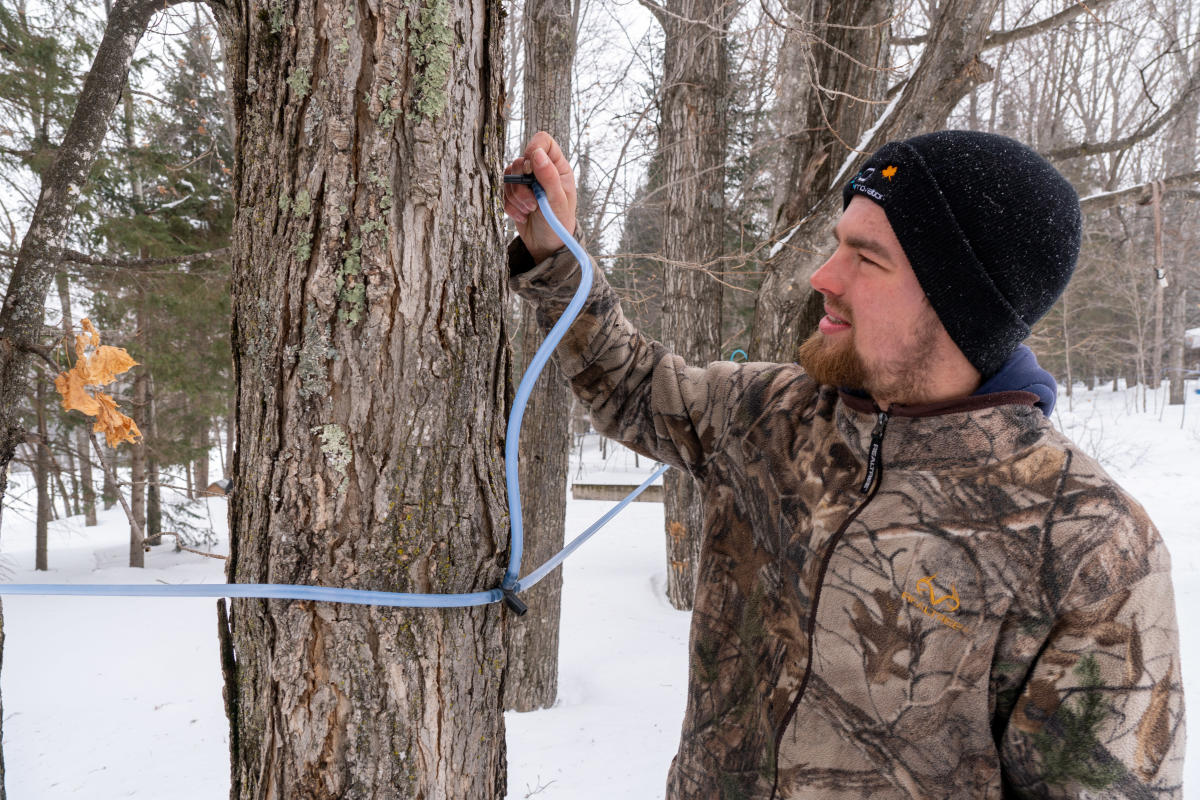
831,226,893,261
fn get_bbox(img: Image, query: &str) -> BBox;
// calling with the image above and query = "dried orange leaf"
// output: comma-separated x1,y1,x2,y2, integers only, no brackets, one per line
81,318,100,346
85,345,138,385
54,321,142,449
93,392,142,447
54,370,101,416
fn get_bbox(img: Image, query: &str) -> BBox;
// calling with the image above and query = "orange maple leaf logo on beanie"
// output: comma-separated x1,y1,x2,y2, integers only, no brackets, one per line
882,165,898,180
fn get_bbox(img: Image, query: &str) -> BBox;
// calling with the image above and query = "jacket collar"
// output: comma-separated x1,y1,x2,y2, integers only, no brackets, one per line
833,388,1049,471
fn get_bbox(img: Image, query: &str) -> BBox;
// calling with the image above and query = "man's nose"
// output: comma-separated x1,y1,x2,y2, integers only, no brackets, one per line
810,251,847,296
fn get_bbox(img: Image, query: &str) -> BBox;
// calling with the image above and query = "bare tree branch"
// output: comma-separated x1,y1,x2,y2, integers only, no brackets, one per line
983,0,1115,50
1046,64,1200,161
634,0,668,29
0,246,231,271
895,0,1115,48
1079,171,1200,212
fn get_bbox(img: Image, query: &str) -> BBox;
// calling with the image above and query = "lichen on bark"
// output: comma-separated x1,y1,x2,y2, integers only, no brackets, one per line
410,0,452,120
312,423,351,493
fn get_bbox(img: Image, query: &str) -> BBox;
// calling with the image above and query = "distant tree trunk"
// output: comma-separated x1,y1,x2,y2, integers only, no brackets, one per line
101,445,118,509
656,0,732,610
1151,181,1165,393
60,268,100,525
213,0,509,794
78,426,96,524
195,421,210,496
504,0,575,713
35,375,50,571
130,336,147,567
752,0,1000,361
50,459,69,521
1168,289,1187,405
145,376,161,544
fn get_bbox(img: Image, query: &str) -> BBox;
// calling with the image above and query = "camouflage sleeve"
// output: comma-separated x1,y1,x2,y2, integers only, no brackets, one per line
1000,528,1185,798
508,238,773,476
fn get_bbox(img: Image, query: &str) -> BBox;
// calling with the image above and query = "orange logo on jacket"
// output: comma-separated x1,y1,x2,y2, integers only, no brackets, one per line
915,574,960,611
902,574,969,636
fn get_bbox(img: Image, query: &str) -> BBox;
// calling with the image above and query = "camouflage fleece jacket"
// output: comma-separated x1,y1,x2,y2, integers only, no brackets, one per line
509,240,1185,799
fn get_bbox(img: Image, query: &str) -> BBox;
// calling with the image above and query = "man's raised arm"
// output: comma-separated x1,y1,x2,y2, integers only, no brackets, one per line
503,133,781,476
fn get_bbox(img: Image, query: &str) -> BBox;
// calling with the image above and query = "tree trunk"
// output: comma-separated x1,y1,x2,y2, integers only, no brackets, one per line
504,0,575,713
56,269,94,522
78,425,97,524
146,376,161,544
224,393,235,477
195,421,210,496
657,0,731,610
751,0,1001,361
1168,288,1186,405
129,333,147,567
35,376,50,571
101,444,118,509
212,0,509,794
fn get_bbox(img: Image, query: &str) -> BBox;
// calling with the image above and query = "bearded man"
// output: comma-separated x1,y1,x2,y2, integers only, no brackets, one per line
504,130,1184,799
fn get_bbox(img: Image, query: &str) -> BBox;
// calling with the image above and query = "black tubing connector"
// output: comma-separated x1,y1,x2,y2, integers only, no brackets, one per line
502,587,528,616
503,174,537,185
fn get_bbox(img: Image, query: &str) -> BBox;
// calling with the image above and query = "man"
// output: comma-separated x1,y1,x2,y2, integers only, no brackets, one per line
503,130,1184,799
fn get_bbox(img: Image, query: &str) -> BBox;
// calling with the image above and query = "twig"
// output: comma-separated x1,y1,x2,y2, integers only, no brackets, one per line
89,432,145,552
155,532,227,560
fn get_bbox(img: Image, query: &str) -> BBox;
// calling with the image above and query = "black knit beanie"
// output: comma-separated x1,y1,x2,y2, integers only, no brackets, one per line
842,130,1081,378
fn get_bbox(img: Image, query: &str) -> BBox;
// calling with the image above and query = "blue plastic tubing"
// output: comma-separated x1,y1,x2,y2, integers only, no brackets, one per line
0,181,670,608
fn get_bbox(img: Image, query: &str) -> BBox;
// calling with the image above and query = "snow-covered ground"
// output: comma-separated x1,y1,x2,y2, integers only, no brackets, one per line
0,381,1197,798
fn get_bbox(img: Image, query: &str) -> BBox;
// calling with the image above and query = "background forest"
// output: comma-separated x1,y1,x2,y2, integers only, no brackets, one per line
0,0,1197,796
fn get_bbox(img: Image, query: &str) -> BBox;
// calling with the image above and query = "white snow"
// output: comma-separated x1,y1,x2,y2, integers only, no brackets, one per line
1,381,1198,798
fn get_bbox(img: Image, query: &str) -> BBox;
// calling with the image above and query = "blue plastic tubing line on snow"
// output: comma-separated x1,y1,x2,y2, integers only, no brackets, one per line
0,179,670,609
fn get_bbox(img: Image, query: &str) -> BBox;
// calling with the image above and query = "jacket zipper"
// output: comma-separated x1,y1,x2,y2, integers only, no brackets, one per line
769,409,889,800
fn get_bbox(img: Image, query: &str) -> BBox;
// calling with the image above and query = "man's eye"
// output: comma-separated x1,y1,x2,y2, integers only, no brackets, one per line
860,254,879,267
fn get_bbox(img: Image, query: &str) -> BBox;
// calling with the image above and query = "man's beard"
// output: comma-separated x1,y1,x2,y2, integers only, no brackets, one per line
795,329,869,390
795,308,942,403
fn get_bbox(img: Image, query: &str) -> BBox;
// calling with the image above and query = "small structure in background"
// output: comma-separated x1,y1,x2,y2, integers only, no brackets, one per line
204,478,233,497
1186,327,1200,350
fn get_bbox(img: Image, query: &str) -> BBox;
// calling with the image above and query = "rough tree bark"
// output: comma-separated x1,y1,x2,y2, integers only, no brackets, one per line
751,0,1001,361
504,0,575,712
654,0,732,609
752,0,891,361
211,0,510,795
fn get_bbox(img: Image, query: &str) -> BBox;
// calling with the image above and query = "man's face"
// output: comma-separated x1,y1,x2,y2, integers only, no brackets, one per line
797,196,958,405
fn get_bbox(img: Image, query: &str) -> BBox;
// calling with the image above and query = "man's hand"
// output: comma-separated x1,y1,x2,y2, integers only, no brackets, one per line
503,131,578,263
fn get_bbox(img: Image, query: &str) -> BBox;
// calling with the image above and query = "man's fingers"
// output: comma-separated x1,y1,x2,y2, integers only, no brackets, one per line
503,157,537,214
